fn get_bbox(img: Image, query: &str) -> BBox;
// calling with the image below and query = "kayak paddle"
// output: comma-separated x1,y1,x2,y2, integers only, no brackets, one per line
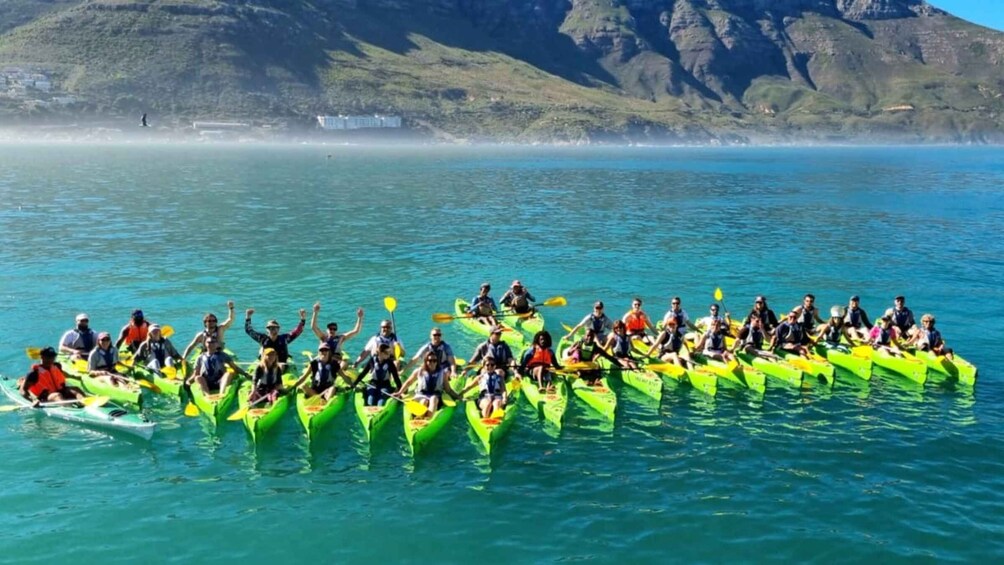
0,395,110,412
384,296,403,358
181,360,200,417
714,287,730,317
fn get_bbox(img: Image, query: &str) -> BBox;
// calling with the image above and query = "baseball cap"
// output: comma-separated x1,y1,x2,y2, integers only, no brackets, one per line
850,295,860,301
263,348,277,356
132,309,144,318
40,347,57,358
511,280,522,287
318,343,331,351
149,324,161,332
490,325,503,334
76,313,89,322
594,301,604,308
266,319,280,328
97,332,111,340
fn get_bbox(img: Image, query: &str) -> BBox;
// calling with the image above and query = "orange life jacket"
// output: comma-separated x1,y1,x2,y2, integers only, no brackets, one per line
527,347,554,368
28,363,67,397
624,311,648,333
123,321,149,345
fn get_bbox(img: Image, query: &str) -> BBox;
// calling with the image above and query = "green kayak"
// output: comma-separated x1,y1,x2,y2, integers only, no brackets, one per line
909,349,977,387
404,376,464,455
454,299,526,350
596,357,662,401
569,377,617,421
521,374,568,430
58,355,143,406
691,353,766,394
1,375,156,440
775,349,836,387
868,348,928,385
813,344,872,381
189,377,239,425
296,389,349,441
466,380,520,455
736,352,804,387
353,389,399,443
237,382,290,443
509,309,545,339
129,363,184,397
629,337,716,396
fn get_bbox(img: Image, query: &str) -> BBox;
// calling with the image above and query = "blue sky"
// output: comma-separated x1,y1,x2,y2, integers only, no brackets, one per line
930,1,1004,31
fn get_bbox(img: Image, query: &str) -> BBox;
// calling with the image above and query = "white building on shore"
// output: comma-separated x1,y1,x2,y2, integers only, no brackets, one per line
316,115,402,130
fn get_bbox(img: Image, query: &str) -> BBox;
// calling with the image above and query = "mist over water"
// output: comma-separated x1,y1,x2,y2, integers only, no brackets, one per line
0,144,1001,562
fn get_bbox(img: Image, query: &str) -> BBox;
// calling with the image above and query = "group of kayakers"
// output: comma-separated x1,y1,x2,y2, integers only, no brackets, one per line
15,288,957,422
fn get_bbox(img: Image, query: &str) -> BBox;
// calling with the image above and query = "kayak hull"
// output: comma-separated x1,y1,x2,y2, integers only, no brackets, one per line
569,377,617,421
691,354,766,394
296,389,349,441
737,352,804,387
775,350,836,387
466,380,520,455
630,337,716,397
353,390,398,443
454,299,526,349
59,355,143,406
190,378,238,426
521,376,568,429
0,376,155,440
596,358,662,401
814,344,873,381
909,349,977,387
869,349,928,384
238,381,290,443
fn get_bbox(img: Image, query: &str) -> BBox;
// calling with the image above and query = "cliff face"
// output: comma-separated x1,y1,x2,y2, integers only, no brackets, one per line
0,0,1002,142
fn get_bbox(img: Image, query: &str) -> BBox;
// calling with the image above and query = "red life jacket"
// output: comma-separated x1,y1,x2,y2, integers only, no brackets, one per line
123,321,149,345
527,347,554,369
28,364,67,397
624,311,648,333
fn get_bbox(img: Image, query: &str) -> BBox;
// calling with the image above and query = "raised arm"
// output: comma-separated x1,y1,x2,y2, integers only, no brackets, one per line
343,308,364,341
310,302,325,341
219,301,235,330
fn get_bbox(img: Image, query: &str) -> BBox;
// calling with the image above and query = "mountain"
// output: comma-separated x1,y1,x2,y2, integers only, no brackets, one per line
0,0,1002,142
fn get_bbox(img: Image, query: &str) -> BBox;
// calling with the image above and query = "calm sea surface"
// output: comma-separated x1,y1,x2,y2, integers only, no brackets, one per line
0,144,1001,563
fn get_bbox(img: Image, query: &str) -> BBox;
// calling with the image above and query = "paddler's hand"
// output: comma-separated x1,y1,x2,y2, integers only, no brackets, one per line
227,300,235,310
313,302,321,313
31,398,41,408
356,308,364,318
299,308,307,320
245,308,254,318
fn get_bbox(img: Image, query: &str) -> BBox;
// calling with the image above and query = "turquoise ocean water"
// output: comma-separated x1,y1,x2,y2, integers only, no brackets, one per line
0,144,1001,562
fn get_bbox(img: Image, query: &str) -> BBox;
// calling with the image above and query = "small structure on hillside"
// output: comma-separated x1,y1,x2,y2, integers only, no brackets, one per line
316,115,402,130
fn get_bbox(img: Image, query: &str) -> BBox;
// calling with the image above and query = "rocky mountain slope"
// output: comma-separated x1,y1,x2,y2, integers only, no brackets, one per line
0,0,1002,142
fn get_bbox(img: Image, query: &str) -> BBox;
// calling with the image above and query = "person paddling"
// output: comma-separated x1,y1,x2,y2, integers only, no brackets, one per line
352,343,401,407
518,330,563,392
133,325,181,372
469,326,515,370
694,318,736,364
18,347,85,407
500,280,536,315
409,327,456,378
182,301,236,359
907,314,954,359
566,328,620,385
697,303,733,335
770,311,810,357
458,357,509,418
622,297,657,344
115,309,150,353
563,301,613,342
353,320,406,370
295,343,351,400
870,315,904,356
247,348,287,407
59,313,97,361
647,318,692,368
245,308,306,366
467,282,499,327
309,302,363,369
843,295,872,342
395,352,459,415
188,337,249,396
87,332,130,385
601,321,639,370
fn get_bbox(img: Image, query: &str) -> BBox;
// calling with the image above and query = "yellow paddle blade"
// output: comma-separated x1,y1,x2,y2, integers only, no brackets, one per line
0,404,22,413
82,396,109,407
562,323,576,334
787,357,813,373
646,362,686,376
726,359,740,372
454,357,466,366
405,400,428,417
301,350,313,359
25,347,41,360
490,407,505,419
851,345,873,357
442,396,457,408
227,406,249,421
394,343,403,358
714,287,724,301
73,359,89,372
431,313,455,323
161,325,174,338
184,402,200,417
563,361,598,371
384,296,397,313
542,296,567,307
161,366,179,380
136,379,162,393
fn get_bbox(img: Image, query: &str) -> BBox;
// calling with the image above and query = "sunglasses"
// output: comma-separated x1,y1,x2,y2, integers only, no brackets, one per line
99,337,111,342
431,333,442,337
672,302,680,305
381,326,392,330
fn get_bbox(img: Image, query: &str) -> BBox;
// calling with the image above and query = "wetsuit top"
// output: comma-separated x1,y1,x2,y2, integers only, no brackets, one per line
357,357,400,389
196,351,232,387
245,319,305,363
471,341,514,367
892,307,915,334
501,289,535,314
610,333,632,359
60,328,96,353
417,367,446,395
468,295,498,316
917,328,944,349
135,338,180,366
844,307,871,329
479,371,506,396
655,329,684,355
414,341,455,368
308,358,338,391
87,347,119,372
744,309,779,331
870,326,896,346
702,331,726,354
795,306,817,332
364,332,403,357
775,322,803,345
580,313,613,337
823,322,844,345
662,309,689,335
253,364,283,391
323,334,344,355
740,327,765,350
